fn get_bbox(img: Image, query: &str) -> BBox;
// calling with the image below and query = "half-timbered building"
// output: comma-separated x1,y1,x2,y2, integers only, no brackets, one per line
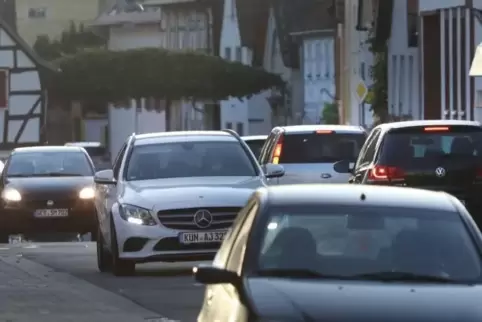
0,18,53,151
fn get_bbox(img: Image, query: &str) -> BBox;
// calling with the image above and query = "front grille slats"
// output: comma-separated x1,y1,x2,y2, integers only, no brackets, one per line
157,207,240,230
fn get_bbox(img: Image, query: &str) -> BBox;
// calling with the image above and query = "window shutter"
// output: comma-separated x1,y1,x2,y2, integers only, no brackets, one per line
0,70,8,109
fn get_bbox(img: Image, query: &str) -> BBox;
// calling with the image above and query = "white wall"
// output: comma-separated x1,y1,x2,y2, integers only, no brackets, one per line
301,37,336,124
388,0,421,119
219,0,249,135
107,26,165,158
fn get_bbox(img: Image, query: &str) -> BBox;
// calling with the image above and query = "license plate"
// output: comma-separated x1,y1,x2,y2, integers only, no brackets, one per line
179,231,227,244
34,209,69,218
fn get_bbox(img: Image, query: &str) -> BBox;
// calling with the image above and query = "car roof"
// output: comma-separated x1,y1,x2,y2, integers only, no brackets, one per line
276,125,366,134
375,119,481,131
65,142,102,147
242,135,268,141
12,146,85,153
258,184,457,211
134,131,238,146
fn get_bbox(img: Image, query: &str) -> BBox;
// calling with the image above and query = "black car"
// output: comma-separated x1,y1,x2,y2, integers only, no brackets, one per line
0,146,98,243
194,184,482,321
335,120,482,226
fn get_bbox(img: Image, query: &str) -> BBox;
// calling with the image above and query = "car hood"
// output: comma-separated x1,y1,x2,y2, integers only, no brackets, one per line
247,278,482,321
121,176,262,209
5,177,93,197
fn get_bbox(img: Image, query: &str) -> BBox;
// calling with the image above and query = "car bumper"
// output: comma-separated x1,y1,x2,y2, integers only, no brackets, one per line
0,201,96,234
114,215,223,263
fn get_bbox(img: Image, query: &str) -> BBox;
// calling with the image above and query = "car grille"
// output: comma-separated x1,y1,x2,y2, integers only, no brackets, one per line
21,198,79,209
157,207,241,230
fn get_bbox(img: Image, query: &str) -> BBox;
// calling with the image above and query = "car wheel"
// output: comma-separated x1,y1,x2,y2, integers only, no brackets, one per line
110,216,135,276
97,228,112,272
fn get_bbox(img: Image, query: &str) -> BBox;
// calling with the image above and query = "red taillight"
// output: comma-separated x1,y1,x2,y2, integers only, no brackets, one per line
476,168,482,178
368,165,405,182
424,126,450,132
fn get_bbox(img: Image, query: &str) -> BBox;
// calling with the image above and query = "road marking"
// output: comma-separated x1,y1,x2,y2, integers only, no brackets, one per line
23,245,38,249
0,247,9,250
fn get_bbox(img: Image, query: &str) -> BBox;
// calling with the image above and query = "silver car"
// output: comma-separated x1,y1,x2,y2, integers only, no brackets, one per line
258,125,367,184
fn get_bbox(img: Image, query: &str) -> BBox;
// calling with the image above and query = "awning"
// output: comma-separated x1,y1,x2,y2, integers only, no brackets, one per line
469,43,482,76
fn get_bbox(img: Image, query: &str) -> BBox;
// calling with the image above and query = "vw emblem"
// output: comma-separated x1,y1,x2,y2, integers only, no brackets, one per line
193,209,213,229
435,167,446,177
46,200,54,206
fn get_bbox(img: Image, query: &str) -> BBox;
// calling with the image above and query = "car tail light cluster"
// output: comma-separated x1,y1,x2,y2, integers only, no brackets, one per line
367,165,405,182
476,168,482,179
271,134,284,164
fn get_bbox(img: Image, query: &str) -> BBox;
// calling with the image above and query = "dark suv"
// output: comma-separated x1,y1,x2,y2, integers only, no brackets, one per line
336,120,482,224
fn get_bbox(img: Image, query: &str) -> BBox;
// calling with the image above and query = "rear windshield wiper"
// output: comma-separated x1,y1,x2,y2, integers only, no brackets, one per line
352,271,470,284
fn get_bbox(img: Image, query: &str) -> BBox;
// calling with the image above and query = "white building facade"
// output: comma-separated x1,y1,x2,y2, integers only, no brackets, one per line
0,20,50,156
91,1,211,159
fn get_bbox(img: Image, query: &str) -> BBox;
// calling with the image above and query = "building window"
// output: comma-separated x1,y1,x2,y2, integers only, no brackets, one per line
28,7,47,19
226,122,232,129
236,122,244,135
224,47,231,60
235,46,242,62
0,70,8,109
407,0,418,47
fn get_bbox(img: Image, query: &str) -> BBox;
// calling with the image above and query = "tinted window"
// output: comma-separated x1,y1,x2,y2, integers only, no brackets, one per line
126,141,256,180
6,152,93,177
83,146,107,158
380,126,482,167
256,205,480,281
279,133,366,163
244,139,265,159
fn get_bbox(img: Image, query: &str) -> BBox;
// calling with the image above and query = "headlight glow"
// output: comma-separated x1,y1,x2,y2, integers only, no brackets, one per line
2,188,21,201
79,187,95,199
120,204,156,226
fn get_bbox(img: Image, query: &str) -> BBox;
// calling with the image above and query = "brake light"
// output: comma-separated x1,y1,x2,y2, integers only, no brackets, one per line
315,130,334,134
423,126,450,132
367,165,405,182
271,135,283,164
476,168,482,178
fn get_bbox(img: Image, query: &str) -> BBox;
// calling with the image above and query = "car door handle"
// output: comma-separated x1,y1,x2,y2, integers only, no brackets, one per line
321,173,332,179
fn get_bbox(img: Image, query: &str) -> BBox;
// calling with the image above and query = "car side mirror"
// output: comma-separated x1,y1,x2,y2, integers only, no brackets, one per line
94,169,116,185
193,265,239,286
333,160,354,174
264,163,285,178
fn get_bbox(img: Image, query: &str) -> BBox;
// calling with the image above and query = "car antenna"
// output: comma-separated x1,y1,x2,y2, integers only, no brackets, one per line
360,193,366,201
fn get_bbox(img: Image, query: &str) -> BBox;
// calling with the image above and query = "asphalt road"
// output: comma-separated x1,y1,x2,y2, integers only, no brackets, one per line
0,241,206,322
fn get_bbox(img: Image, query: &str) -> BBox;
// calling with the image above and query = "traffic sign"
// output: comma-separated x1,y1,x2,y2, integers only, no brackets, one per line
355,80,368,103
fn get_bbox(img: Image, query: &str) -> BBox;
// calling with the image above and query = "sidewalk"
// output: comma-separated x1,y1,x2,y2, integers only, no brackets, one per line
0,254,172,322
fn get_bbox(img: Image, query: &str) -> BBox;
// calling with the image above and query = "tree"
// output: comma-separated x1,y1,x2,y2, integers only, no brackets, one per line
322,101,339,124
46,48,285,112
33,21,105,61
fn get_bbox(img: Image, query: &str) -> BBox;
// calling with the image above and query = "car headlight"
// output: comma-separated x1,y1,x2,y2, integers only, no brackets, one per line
79,187,95,199
2,188,21,201
119,204,156,226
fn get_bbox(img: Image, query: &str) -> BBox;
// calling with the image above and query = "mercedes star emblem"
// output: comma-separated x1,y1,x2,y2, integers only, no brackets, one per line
435,167,446,177
193,209,213,228
47,200,54,206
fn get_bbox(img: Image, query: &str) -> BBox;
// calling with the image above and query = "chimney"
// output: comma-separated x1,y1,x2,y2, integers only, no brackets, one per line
0,0,17,31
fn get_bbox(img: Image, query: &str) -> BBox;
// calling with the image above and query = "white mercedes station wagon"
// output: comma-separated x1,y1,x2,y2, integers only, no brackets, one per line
93,130,284,276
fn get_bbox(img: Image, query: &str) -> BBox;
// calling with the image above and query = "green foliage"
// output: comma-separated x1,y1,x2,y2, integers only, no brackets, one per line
322,101,339,124
47,48,285,108
366,33,388,122
33,21,105,61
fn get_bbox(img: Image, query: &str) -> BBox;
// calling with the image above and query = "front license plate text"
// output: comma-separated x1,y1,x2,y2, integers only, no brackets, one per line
34,209,69,218
179,231,227,244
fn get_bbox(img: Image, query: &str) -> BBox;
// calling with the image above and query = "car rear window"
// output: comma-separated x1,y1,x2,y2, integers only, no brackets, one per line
279,132,366,164
379,125,482,166
245,139,265,159
83,146,107,158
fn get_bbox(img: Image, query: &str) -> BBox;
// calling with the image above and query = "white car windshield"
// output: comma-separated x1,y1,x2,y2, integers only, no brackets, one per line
125,141,256,180
257,205,481,282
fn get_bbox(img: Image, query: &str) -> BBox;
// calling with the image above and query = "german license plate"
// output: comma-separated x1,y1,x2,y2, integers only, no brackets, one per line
34,209,68,218
179,231,227,244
